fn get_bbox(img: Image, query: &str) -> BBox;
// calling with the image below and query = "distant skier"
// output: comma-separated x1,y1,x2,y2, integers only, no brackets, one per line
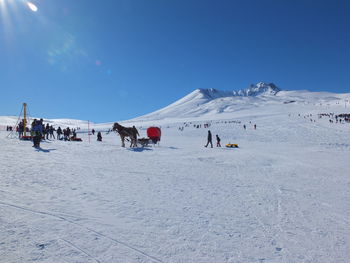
254,124,257,130
243,124,246,130
216,135,221,147
205,130,213,148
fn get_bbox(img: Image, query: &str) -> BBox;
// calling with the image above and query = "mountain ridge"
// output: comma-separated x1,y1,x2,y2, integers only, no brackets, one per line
191,82,281,100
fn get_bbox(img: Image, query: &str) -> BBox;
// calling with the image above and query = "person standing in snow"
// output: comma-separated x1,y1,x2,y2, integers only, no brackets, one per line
205,130,213,148
49,125,55,139
216,134,221,147
45,123,50,139
97,131,102,141
63,129,68,141
56,127,62,140
254,124,257,130
18,120,24,139
32,119,43,148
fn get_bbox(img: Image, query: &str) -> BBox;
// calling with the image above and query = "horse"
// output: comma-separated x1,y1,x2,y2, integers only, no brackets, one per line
112,122,139,147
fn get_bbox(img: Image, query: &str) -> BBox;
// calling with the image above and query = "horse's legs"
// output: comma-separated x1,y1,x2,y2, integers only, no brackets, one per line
121,135,125,147
130,136,135,147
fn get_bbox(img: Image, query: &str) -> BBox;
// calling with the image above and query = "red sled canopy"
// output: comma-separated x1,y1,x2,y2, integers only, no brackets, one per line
147,127,161,142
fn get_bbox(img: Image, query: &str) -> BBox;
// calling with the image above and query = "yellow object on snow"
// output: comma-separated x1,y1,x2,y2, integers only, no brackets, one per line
226,143,239,148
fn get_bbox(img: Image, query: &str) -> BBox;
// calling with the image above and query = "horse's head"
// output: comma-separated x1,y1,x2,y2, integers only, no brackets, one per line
112,122,119,131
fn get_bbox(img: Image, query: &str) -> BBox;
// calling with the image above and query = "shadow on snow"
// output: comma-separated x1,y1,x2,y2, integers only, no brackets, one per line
34,148,57,153
127,147,153,152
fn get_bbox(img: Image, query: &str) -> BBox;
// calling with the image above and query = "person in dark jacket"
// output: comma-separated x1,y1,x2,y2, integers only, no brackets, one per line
49,125,55,139
45,123,50,139
18,120,24,139
97,131,102,141
56,127,62,140
216,134,221,147
205,130,213,148
32,119,43,148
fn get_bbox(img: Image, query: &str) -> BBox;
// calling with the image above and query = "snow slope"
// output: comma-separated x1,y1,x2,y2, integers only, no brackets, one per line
1,86,350,262
128,83,350,125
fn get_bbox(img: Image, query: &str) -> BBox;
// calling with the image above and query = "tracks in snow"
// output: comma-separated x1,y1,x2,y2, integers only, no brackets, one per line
0,201,164,263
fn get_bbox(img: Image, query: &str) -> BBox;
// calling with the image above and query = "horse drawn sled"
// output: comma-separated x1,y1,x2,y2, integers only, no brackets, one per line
113,123,161,148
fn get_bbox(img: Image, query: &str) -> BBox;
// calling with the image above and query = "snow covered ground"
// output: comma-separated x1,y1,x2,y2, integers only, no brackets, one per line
1,87,350,262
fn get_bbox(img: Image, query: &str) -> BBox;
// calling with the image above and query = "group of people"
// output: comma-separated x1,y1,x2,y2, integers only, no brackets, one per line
296,112,350,124
320,113,350,124
14,118,83,147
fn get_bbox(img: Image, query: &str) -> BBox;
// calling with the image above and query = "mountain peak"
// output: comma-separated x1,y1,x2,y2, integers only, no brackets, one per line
233,82,280,96
192,82,280,99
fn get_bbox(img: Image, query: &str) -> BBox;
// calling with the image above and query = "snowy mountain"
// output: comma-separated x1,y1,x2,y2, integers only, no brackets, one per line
130,82,349,123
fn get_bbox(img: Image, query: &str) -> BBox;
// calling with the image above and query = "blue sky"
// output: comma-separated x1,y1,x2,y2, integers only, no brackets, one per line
1,0,349,122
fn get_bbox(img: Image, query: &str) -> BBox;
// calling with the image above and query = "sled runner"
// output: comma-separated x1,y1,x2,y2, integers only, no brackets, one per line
137,138,151,147
226,143,239,148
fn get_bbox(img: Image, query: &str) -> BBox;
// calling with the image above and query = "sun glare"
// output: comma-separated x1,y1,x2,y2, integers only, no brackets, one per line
27,2,37,12
0,0,38,15
1,0,40,39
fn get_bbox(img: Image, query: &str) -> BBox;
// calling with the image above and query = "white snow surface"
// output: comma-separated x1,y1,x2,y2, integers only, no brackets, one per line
1,87,350,262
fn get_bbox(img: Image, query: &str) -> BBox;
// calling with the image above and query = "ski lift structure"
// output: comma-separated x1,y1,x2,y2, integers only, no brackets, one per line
21,103,33,140
7,103,33,140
